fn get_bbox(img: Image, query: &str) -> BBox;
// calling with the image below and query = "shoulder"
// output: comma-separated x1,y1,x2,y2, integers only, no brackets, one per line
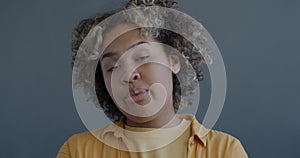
56,122,124,158
185,115,248,157
66,131,98,145
56,130,105,158
206,129,240,145
205,129,248,157
62,120,124,145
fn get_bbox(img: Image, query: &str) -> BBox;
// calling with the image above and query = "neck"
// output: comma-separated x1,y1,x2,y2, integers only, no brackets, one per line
126,112,181,128
125,100,182,128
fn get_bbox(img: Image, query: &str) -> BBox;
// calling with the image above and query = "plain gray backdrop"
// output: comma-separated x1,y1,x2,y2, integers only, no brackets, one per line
1,0,299,157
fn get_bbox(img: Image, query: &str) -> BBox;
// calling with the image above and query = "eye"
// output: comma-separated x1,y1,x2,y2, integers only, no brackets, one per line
136,55,149,61
107,65,120,72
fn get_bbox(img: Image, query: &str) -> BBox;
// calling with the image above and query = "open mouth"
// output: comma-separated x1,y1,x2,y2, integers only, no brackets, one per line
129,89,149,103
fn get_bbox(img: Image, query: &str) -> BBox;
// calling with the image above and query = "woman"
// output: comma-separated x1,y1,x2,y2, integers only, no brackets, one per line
57,0,248,157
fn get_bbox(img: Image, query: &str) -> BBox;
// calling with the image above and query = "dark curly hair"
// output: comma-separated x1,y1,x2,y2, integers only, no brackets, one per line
71,0,208,121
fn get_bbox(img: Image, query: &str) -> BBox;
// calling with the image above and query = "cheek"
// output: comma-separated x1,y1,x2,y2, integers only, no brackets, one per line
145,64,173,88
159,66,174,92
103,77,121,106
101,73,113,97
102,73,127,104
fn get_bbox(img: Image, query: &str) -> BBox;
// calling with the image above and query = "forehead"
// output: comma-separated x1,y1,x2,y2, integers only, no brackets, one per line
101,23,141,54
99,24,170,64
103,28,145,54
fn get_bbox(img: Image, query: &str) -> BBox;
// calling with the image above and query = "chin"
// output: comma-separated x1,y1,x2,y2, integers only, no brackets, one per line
125,113,157,124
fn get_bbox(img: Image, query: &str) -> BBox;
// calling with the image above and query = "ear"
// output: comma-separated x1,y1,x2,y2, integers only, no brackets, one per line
169,53,181,74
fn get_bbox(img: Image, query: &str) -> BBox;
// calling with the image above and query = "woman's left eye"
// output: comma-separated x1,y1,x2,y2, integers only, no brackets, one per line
137,55,149,61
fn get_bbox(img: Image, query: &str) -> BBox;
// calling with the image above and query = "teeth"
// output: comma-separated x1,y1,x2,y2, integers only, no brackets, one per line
134,90,141,95
133,89,145,95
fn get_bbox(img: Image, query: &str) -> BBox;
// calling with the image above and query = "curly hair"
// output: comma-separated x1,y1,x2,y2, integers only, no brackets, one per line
71,0,208,121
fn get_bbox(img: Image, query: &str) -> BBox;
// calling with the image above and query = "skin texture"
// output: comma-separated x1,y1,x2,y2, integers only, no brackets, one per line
101,26,182,128
71,10,205,121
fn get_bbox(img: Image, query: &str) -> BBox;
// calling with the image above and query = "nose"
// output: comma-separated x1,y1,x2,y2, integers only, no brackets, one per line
121,70,141,84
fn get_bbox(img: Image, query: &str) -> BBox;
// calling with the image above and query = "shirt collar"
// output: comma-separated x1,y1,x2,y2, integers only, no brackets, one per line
177,114,208,146
98,114,209,146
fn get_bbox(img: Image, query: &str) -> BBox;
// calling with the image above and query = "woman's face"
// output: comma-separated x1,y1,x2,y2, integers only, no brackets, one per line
100,26,180,122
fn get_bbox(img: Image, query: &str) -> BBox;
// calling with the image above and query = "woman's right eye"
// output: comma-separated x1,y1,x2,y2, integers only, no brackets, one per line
107,65,120,72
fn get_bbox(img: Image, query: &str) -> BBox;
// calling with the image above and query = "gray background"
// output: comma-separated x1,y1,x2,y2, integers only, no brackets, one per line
1,0,299,157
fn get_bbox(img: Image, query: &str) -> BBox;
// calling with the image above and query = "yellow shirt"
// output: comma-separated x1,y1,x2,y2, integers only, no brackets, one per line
57,115,248,158
124,119,191,158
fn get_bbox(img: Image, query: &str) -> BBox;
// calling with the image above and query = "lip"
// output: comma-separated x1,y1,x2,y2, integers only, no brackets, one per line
127,88,149,103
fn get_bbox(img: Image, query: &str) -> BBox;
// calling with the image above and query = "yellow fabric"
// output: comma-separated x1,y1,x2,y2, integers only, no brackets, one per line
124,119,191,158
57,114,248,158
123,119,190,151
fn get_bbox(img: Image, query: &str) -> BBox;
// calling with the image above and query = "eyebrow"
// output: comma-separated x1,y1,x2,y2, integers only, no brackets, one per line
100,41,148,61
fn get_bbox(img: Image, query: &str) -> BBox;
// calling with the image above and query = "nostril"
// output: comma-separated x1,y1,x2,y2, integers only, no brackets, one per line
133,75,138,80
